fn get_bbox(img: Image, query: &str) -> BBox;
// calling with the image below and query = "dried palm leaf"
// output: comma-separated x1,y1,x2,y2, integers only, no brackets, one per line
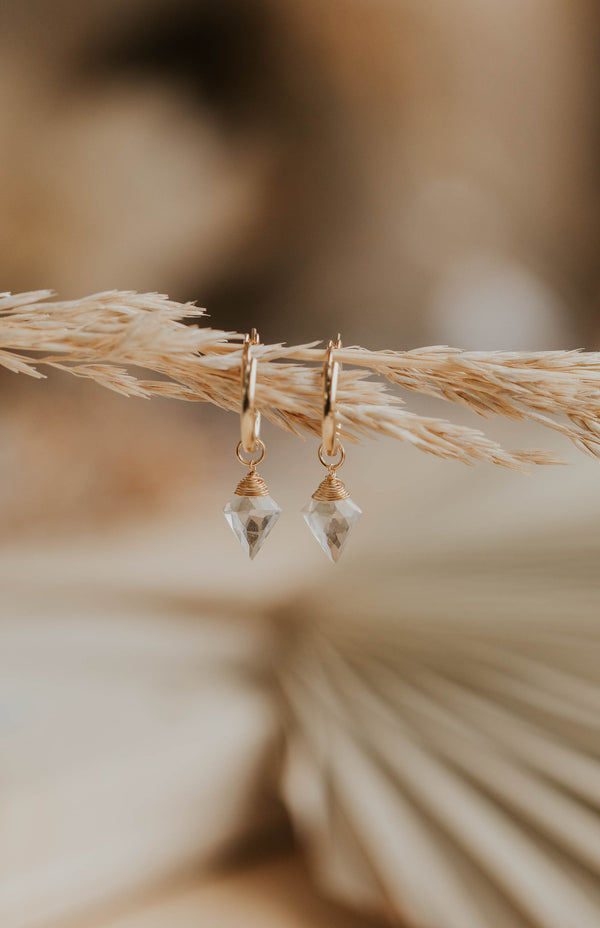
275,455,600,928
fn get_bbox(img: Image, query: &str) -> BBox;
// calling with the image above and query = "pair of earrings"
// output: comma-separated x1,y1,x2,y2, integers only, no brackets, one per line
223,330,362,563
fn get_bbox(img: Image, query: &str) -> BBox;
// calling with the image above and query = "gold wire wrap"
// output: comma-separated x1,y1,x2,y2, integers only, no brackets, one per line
234,469,270,497
312,472,350,501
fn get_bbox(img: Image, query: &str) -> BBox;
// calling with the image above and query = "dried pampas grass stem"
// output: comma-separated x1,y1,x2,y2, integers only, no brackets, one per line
3,289,600,471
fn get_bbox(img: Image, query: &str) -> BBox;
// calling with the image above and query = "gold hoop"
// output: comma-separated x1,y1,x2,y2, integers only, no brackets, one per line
236,438,266,468
318,441,345,471
322,334,341,456
240,328,261,453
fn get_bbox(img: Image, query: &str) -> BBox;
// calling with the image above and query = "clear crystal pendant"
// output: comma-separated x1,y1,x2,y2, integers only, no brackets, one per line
303,472,361,563
303,334,361,562
223,468,281,560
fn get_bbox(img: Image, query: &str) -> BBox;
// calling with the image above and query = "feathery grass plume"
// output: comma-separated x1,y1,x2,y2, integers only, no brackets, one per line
3,289,600,470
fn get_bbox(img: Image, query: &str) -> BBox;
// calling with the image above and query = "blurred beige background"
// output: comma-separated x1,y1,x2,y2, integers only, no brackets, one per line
1,2,600,927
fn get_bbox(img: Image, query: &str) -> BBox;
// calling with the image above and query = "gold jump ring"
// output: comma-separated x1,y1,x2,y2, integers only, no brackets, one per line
318,441,345,471
236,438,266,468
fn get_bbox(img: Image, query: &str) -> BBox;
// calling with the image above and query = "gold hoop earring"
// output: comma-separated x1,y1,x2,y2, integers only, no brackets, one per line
302,335,362,562
223,329,281,559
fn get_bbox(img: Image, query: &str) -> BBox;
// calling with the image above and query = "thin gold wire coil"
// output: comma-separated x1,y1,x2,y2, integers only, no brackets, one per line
235,471,269,497
312,472,350,502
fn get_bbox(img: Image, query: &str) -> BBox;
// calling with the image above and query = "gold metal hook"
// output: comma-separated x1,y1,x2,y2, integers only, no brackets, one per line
322,334,342,457
240,329,261,454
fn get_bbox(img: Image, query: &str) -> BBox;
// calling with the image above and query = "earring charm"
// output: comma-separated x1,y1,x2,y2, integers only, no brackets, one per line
223,329,281,559
302,335,362,562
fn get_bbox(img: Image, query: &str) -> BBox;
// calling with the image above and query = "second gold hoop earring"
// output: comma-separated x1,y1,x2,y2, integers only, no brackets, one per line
302,335,362,563
223,329,282,559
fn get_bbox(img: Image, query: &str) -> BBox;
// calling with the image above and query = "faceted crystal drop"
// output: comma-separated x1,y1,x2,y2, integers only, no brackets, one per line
302,497,362,563
223,494,281,559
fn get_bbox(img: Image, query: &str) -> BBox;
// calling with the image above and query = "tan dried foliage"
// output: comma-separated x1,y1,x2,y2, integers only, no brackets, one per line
3,289,600,470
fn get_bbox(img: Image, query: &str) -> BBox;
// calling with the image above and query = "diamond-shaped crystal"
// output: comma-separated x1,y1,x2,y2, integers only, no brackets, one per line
223,494,281,559
302,497,362,563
